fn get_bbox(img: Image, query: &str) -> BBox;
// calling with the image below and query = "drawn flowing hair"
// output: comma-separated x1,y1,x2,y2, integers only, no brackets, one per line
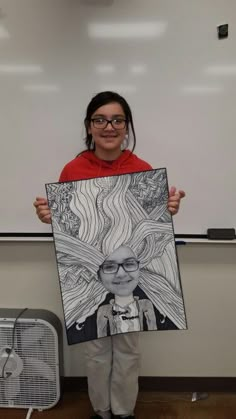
50,171,186,329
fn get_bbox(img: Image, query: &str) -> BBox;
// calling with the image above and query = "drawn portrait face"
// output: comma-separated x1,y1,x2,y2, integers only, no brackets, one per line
98,246,140,297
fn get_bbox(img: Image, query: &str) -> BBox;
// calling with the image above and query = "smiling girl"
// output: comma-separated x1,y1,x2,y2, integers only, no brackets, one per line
34,91,185,419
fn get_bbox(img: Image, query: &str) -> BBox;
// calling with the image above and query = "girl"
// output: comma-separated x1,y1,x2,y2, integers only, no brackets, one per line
34,91,185,419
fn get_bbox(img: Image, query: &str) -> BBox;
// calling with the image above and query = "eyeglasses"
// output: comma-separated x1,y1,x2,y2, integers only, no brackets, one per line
90,117,127,130
99,259,140,274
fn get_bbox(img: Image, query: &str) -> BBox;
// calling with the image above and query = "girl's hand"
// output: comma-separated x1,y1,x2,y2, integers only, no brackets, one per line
168,186,185,215
33,197,52,224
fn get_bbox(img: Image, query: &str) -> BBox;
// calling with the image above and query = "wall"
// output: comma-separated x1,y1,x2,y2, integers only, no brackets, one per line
1,241,235,377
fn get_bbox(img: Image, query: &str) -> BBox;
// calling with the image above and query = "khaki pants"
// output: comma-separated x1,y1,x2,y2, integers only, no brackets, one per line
84,332,140,416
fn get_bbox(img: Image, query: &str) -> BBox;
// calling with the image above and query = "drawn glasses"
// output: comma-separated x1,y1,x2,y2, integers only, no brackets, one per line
99,258,140,274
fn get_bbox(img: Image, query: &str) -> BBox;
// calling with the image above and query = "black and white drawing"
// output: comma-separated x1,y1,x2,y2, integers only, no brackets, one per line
46,169,187,345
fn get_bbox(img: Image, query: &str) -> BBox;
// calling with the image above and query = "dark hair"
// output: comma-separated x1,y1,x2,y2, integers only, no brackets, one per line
84,91,136,152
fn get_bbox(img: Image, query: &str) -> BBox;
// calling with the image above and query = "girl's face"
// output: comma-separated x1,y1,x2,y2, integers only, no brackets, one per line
88,102,127,157
98,246,140,297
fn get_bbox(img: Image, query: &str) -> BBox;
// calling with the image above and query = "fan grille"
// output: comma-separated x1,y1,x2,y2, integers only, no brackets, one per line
0,318,60,409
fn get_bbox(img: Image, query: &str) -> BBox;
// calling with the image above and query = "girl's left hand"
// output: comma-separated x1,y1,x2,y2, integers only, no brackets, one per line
168,186,186,215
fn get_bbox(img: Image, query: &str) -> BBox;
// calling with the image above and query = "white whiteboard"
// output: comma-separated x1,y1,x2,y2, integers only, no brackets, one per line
0,0,235,236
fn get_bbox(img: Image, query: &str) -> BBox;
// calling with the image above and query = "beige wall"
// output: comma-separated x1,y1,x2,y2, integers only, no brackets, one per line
0,241,235,377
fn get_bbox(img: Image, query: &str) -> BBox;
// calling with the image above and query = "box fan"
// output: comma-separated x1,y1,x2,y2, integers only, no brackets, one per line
0,308,63,418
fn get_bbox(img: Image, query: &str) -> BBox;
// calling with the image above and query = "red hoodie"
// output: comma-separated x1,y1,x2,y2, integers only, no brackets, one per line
59,150,152,182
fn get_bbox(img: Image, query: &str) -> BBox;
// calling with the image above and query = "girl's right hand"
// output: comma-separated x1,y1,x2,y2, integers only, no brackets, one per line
33,197,52,224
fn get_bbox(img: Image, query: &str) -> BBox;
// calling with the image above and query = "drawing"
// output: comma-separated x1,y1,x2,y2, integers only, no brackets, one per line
46,169,187,344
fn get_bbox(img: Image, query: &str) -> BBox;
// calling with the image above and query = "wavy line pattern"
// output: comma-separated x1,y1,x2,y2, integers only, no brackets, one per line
46,168,187,331
101,176,133,255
